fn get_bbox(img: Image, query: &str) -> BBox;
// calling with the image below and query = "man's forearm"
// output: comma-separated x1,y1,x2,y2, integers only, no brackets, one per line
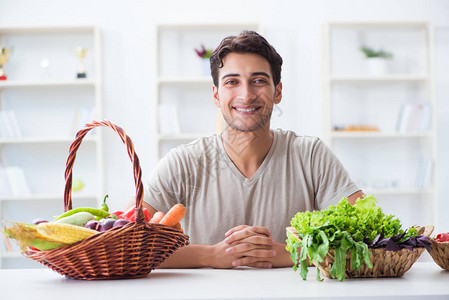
158,241,294,269
157,244,216,268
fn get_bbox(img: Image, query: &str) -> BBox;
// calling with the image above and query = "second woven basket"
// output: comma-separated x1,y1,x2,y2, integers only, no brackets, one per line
428,239,449,271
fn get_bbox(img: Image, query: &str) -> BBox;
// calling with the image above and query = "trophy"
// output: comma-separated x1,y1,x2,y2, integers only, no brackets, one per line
0,47,12,80
75,47,87,78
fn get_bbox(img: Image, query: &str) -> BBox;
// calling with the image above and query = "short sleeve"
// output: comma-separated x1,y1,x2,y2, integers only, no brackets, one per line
311,139,360,209
143,149,186,213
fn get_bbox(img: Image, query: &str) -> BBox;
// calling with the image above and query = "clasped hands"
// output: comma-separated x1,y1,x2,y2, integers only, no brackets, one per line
212,225,282,269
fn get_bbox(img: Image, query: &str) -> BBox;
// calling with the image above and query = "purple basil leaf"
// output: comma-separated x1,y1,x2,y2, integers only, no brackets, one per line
417,236,431,251
384,238,402,251
392,231,407,242
402,237,417,248
402,244,414,251
367,228,430,252
377,238,390,248
370,233,382,246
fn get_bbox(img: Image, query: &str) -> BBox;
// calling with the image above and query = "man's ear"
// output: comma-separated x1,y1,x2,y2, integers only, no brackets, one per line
213,85,220,108
274,82,282,104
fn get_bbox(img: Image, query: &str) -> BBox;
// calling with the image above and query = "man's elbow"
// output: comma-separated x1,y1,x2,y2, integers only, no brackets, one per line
347,190,365,205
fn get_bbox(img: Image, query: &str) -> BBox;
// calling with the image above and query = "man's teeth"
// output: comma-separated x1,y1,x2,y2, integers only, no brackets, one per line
235,107,257,112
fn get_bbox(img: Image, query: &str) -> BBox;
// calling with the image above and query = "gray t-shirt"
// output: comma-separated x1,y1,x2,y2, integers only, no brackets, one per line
144,129,360,244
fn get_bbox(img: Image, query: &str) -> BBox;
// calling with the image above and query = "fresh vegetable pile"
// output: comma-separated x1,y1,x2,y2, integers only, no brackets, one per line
3,195,186,252
286,195,430,281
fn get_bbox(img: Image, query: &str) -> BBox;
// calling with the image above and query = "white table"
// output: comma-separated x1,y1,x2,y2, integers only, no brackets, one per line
1,262,448,299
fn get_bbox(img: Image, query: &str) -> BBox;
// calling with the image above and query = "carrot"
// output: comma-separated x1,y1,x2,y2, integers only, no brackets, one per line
149,211,165,224
173,222,183,233
159,204,186,227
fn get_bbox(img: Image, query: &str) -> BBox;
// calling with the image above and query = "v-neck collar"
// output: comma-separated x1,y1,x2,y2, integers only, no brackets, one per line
217,130,279,184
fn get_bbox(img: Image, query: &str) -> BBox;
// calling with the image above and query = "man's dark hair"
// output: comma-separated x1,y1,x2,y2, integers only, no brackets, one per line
210,31,283,87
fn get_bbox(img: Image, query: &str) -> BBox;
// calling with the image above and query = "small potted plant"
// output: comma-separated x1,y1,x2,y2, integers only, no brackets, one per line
360,46,393,75
194,44,213,76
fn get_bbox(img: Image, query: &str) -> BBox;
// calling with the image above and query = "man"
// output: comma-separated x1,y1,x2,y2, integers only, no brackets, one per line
143,31,364,268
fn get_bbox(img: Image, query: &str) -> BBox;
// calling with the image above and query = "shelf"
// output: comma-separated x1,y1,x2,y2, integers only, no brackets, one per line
0,25,97,34
0,193,97,202
158,133,208,141
0,252,22,259
363,187,434,195
157,77,212,85
323,21,437,229
157,22,261,31
0,136,97,145
330,131,433,138
0,25,103,269
327,21,429,28
0,79,96,89
329,74,429,82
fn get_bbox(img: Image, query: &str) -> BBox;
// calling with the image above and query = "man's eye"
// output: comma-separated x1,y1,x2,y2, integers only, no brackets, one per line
225,80,237,85
254,79,267,84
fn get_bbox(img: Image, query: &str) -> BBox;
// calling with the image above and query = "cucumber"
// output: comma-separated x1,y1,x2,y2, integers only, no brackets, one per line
53,212,95,227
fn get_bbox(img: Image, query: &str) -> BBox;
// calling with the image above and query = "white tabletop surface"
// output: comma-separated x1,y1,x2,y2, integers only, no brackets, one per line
1,262,448,299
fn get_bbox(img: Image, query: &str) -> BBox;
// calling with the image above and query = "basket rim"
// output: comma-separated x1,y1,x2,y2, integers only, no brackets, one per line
431,239,449,243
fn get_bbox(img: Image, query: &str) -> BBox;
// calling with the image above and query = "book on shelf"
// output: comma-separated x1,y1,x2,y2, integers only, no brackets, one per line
158,103,181,135
396,102,432,132
415,156,433,189
0,110,22,138
3,166,31,197
70,108,96,136
0,165,12,197
418,103,432,131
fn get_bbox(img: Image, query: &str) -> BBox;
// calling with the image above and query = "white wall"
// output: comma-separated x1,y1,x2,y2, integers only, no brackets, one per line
1,0,448,229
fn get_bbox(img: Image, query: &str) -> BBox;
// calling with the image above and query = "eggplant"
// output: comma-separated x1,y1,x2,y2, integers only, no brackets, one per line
112,219,130,228
98,218,116,232
85,219,99,231
32,218,48,225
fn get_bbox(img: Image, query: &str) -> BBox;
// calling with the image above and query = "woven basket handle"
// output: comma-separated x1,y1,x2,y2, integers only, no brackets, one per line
64,120,145,222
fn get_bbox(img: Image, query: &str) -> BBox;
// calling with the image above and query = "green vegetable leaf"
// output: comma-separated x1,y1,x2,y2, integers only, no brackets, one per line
316,231,329,260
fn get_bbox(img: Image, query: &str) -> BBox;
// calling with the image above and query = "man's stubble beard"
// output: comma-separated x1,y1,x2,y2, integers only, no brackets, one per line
223,105,273,132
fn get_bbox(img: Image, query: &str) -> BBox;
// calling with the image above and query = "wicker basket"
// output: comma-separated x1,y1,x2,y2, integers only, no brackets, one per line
429,239,449,271
24,120,189,280
287,225,433,279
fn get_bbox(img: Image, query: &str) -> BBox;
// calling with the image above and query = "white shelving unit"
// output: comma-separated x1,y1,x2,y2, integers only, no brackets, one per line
0,26,103,268
322,21,437,228
154,23,261,160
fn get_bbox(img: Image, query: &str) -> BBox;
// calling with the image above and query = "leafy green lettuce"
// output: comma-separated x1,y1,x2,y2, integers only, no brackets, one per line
286,195,417,281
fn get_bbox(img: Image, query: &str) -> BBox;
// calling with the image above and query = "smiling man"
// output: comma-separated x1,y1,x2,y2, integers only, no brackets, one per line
142,31,364,268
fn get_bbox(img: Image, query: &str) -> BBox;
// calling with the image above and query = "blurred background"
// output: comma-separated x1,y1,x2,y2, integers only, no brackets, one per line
0,0,448,268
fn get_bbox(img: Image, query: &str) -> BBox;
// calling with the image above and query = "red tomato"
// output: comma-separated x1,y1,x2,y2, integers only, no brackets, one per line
122,206,150,222
128,213,136,222
143,208,151,222
123,206,135,220
111,211,124,219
